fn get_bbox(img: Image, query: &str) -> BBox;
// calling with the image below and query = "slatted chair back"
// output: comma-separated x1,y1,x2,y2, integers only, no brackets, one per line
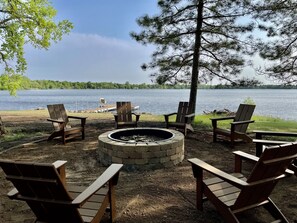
233,104,256,133
47,104,71,130
116,101,133,123
234,143,297,209
0,160,83,222
0,116,5,135
176,102,192,124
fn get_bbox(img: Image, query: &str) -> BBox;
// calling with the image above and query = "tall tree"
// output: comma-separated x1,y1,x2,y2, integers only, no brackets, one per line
131,0,256,112
253,0,297,84
0,0,73,95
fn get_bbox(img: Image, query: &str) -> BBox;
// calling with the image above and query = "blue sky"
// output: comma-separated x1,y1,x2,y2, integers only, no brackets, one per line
24,0,158,83
23,1,271,85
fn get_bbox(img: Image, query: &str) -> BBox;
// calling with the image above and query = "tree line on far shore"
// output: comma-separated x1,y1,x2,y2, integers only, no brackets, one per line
2,76,296,90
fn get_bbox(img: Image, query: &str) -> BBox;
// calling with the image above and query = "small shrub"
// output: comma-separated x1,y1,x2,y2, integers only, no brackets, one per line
243,97,255,105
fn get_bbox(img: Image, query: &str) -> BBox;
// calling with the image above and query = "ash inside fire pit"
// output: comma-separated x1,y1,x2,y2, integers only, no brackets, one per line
108,128,174,144
120,135,164,143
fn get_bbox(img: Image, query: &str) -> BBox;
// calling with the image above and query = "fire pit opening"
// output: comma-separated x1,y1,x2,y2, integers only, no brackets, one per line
98,128,184,171
108,128,174,143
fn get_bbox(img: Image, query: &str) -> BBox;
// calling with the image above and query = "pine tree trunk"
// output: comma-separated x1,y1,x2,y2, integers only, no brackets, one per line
189,0,204,114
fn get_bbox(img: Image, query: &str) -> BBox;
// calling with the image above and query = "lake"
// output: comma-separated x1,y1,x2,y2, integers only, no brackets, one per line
0,89,296,120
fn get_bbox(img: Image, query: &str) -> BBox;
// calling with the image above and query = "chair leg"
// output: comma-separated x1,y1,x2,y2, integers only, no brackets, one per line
263,198,289,223
195,179,203,210
109,184,116,222
204,188,240,223
82,129,85,140
220,209,240,223
230,133,235,147
289,160,297,176
47,133,56,141
213,131,217,142
62,134,66,145
47,131,61,141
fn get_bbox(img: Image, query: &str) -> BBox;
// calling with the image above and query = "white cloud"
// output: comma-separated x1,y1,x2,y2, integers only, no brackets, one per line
24,33,154,83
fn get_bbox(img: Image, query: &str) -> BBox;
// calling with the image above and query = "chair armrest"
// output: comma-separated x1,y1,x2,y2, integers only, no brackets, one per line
7,188,19,198
53,160,67,185
233,151,259,162
253,130,297,139
210,116,235,129
230,120,254,133
164,112,177,123
132,113,141,122
164,112,177,118
47,118,65,124
253,139,289,145
231,120,255,126
210,116,235,121
185,113,195,118
53,160,67,169
72,164,123,206
185,113,195,123
113,113,119,123
68,116,87,126
67,115,87,120
233,151,258,173
188,158,247,189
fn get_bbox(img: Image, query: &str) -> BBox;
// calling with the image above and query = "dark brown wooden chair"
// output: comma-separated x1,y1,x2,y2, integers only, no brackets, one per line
113,101,140,128
47,104,87,144
164,101,195,136
253,130,297,175
0,116,5,135
0,159,123,223
188,143,297,223
210,103,255,146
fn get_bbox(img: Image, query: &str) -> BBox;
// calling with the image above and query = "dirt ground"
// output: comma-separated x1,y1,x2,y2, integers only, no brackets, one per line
0,114,296,223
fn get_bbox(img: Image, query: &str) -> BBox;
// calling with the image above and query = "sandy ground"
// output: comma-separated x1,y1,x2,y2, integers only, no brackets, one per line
0,114,296,223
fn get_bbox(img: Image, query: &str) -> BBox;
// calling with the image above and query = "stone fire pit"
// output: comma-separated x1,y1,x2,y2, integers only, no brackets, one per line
98,128,184,171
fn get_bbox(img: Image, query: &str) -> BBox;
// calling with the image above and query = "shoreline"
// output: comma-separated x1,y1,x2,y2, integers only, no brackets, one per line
1,89,297,120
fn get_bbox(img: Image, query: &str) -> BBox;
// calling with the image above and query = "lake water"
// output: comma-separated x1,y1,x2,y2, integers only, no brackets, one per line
0,89,296,120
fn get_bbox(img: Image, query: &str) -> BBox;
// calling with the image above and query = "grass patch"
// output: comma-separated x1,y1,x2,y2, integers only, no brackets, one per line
1,132,45,143
193,114,297,133
1,110,297,145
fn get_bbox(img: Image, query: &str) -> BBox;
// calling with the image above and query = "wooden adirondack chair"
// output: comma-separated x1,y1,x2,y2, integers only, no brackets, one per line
253,130,297,175
210,104,255,145
0,159,123,223
47,104,87,144
0,116,5,135
164,101,195,136
113,101,140,128
188,143,297,223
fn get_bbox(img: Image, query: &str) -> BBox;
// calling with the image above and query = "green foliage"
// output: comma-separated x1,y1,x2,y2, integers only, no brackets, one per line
17,77,193,90
0,0,73,94
0,72,23,95
2,76,295,91
131,0,257,113
254,1,297,84
243,97,255,105
131,0,256,85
